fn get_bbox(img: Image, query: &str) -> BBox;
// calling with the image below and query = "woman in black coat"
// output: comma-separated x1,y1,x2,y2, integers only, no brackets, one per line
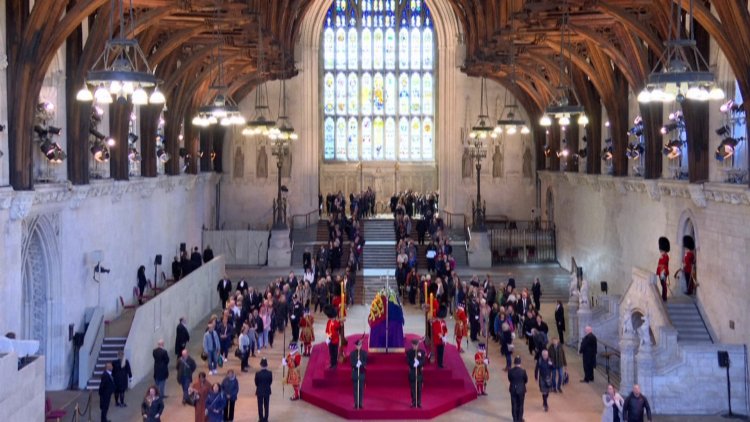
554,300,566,344
534,349,555,412
137,265,148,304
112,350,132,407
141,385,165,422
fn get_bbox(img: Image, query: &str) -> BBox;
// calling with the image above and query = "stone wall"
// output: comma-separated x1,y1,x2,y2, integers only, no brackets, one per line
202,230,269,266
0,354,45,422
541,171,750,346
0,174,217,390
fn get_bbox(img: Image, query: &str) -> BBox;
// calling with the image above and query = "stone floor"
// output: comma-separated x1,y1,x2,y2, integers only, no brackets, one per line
48,266,740,421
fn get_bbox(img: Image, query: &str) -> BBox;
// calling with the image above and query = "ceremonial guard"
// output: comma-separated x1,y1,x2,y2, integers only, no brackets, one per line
454,303,468,353
350,338,368,409
299,308,315,356
324,305,341,368
681,235,697,295
472,343,490,396
282,342,302,401
290,294,303,342
406,339,425,408
657,237,670,302
432,306,448,368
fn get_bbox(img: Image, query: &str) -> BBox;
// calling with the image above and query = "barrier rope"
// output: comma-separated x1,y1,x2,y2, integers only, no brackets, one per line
72,391,93,422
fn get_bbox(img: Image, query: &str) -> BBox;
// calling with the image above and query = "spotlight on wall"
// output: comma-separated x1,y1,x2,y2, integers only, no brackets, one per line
90,142,111,163
0,124,5,132
576,148,587,159
626,142,644,159
156,147,170,163
601,138,614,161
716,125,731,136
89,128,106,140
663,140,684,159
660,123,678,135
128,147,141,163
543,145,553,157
556,139,570,158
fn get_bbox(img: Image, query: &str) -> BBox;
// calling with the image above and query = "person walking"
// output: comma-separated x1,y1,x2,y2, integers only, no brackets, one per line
112,350,132,407
579,325,598,382
534,349,554,412
554,300,565,344
622,384,652,422
351,338,367,409
255,358,273,422
500,322,514,371
140,385,164,422
406,339,425,408
531,277,542,311
203,323,221,375
177,349,197,405
221,370,239,422
175,317,190,358
205,383,227,422
508,356,528,422
602,384,625,422
238,324,252,373
189,372,210,422
152,339,170,397
98,362,115,422
547,337,567,393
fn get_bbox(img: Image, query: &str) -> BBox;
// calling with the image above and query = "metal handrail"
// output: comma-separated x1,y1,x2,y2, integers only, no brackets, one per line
596,340,622,387
441,210,467,230
290,209,319,230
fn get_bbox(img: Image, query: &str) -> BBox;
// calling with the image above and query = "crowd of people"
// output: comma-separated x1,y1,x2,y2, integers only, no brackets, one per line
321,188,376,220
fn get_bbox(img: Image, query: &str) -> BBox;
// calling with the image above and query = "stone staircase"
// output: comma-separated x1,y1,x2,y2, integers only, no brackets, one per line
363,219,396,241
86,337,127,390
666,297,712,343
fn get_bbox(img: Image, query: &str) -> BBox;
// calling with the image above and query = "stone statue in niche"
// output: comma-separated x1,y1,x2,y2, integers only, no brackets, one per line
638,313,651,347
233,146,245,179
622,301,634,336
281,152,292,178
492,145,503,178
579,278,590,309
523,146,533,179
462,149,473,178
568,272,580,301
257,145,268,179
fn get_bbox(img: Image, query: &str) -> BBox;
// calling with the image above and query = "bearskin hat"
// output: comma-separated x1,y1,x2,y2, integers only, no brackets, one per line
437,305,448,319
682,235,695,251
658,236,671,253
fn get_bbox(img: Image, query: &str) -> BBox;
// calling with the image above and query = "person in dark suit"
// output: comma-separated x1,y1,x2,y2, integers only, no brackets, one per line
531,278,542,311
171,256,182,281
217,277,232,309
99,362,115,422
302,248,312,271
351,338,367,409
255,358,273,422
137,265,148,305
406,339,425,408
152,339,170,397
554,300,565,344
289,295,303,342
112,350,132,407
174,317,190,358
190,247,203,269
508,356,528,422
579,325,598,382
468,296,480,341
202,245,214,263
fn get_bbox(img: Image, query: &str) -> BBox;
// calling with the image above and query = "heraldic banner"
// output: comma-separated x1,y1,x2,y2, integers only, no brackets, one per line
368,287,405,352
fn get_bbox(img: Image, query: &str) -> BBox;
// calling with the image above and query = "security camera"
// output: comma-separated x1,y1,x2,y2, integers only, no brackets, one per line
94,264,111,274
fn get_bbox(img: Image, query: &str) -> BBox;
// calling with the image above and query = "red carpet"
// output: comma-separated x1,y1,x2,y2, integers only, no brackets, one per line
301,333,477,419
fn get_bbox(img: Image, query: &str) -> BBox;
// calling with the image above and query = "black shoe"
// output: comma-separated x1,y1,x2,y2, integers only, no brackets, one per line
417,404,422,408
410,404,416,408
579,379,588,383
544,405,549,412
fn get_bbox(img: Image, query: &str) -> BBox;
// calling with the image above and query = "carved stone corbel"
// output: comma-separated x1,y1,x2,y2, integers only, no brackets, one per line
10,191,35,220
687,184,707,208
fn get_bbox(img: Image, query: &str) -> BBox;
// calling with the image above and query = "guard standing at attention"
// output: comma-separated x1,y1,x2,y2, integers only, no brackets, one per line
406,339,425,408
351,338,368,409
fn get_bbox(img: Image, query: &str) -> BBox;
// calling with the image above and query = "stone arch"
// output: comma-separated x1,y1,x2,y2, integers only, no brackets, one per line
20,213,65,388
630,309,654,346
676,209,698,255
546,187,555,226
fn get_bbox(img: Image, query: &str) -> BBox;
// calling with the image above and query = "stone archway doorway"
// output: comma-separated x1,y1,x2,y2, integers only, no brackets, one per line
677,212,698,297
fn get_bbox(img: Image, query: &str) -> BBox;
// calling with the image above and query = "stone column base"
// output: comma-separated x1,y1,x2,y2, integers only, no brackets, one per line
467,230,492,268
267,228,292,267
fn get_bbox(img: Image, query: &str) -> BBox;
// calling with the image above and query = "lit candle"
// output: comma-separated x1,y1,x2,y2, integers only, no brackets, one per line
341,281,345,318
424,282,428,305
429,293,434,317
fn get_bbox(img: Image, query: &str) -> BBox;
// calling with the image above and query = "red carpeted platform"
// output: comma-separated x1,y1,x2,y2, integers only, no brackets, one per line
301,333,477,419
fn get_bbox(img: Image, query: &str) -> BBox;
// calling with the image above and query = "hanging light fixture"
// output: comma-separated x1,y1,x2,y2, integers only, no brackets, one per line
494,23,529,136
192,6,245,128
77,0,165,106
244,12,275,137
637,0,724,104
540,3,586,126
270,52,298,141
469,77,497,140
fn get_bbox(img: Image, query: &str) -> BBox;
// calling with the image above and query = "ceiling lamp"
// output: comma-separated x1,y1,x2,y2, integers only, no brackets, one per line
469,78,497,140
270,56,298,141
637,0,724,104
494,26,529,137
76,0,164,106
715,137,743,162
244,12,275,137
540,4,586,126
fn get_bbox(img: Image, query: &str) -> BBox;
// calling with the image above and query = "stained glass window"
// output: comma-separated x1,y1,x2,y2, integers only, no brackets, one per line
322,0,435,161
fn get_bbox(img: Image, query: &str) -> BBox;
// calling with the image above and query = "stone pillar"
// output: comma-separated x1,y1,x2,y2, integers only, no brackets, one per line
267,228,292,267
635,342,655,407
467,230,492,268
619,332,638,395
566,297,579,348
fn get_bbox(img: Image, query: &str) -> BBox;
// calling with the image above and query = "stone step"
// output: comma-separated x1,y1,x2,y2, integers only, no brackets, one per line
665,300,712,344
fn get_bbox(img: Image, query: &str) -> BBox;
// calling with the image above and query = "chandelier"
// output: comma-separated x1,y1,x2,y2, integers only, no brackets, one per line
469,78,497,140
637,0,724,103
243,13,275,136
76,0,165,105
494,32,529,136
540,4,586,127
269,72,298,141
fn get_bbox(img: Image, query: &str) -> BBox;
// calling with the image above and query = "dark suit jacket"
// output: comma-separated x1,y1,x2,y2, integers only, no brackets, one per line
555,305,565,331
508,366,528,394
152,348,170,380
99,371,115,399
255,369,273,397
579,333,598,362
217,279,233,300
350,349,368,380
175,323,190,356
405,349,424,381
112,359,132,390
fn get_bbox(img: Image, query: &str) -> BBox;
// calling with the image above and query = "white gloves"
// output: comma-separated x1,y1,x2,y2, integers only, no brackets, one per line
325,337,331,345
291,315,296,320
475,316,479,320
441,336,447,343
356,360,362,368
413,359,420,368
282,358,287,366
483,359,489,365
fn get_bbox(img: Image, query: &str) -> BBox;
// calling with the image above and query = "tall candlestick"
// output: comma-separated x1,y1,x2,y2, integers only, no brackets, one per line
424,282,428,305
341,281,345,318
429,293,434,317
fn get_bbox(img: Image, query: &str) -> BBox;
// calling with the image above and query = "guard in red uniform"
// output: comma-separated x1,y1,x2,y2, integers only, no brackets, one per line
657,237,670,302
682,235,696,295
454,303,469,353
423,290,439,362
432,306,448,368
472,343,490,396
283,342,302,400
325,305,341,368
299,307,315,356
